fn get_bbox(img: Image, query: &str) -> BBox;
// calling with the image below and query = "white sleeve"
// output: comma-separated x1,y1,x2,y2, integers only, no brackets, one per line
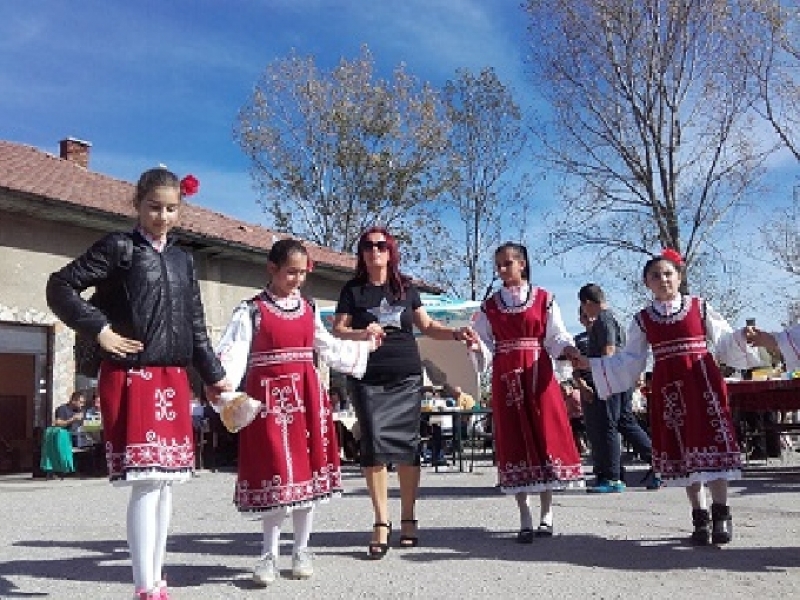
774,324,800,372
470,309,494,373
215,301,253,389
705,303,762,369
590,319,649,399
313,309,372,378
544,297,575,359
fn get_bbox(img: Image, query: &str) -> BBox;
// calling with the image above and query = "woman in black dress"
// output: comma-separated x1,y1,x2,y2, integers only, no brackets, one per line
333,226,478,558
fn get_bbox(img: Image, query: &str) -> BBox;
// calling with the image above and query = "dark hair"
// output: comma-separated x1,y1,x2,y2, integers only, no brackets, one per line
70,391,85,404
495,242,531,281
268,238,308,268
641,255,684,282
578,283,605,304
134,167,181,207
354,226,409,299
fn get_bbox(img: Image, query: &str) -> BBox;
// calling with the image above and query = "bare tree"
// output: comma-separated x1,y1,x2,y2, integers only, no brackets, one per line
523,0,777,299
759,186,800,324
235,46,451,253
438,67,530,299
741,0,800,161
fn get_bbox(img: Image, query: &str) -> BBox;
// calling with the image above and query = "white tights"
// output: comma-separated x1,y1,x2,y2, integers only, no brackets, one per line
126,481,173,593
260,506,315,557
515,491,554,529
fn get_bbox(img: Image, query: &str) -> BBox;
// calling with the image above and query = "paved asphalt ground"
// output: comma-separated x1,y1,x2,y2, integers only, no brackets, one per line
2,455,800,599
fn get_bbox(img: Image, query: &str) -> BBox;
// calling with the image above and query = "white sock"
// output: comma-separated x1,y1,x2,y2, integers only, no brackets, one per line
127,481,161,592
261,508,288,557
292,506,315,553
152,482,172,584
515,493,533,530
539,490,553,527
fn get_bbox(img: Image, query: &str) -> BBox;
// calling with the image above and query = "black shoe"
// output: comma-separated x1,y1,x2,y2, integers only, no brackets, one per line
516,528,535,544
368,522,392,559
711,503,733,544
399,519,419,548
691,509,711,546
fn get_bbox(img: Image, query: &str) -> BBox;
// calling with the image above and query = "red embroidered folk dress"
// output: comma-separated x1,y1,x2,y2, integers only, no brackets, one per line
638,297,741,484
236,297,342,512
98,364,195,482
484,287,583,492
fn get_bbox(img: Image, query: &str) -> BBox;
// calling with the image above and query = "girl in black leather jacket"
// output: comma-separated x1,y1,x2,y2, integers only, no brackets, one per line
46,167,231,600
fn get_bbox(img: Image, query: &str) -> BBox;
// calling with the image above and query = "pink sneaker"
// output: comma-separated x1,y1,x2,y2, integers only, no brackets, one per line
133,589,158,599
157,579,170,600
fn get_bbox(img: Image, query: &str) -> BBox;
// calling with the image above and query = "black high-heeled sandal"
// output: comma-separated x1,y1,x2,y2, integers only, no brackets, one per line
399,519,419,548
368,522,392,559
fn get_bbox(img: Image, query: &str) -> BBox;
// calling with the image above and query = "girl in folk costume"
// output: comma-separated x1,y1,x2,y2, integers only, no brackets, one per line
215,239,379,586
746,323,800,372
581,249,761,545
471,242,584,542
47,169,231,600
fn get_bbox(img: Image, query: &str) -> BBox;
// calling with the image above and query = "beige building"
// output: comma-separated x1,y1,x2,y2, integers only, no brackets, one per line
0,138,361,474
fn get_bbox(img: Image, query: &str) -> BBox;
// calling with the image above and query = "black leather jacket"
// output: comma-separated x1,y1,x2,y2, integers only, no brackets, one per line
46,230,225,385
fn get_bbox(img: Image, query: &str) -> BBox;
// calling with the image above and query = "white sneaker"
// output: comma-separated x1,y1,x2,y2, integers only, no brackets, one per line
252,553,278,586
291,549,314,579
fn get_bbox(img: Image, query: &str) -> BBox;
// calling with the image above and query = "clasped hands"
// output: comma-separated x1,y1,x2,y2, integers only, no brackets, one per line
743,325,778,353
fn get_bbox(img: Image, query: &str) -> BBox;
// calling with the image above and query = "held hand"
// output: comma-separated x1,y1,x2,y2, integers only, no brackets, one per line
97,327,144,358
569,352,590,371
368,333,383,351
205,377,233,406
454,326,481,350
745,327,778,353
364,323,386,342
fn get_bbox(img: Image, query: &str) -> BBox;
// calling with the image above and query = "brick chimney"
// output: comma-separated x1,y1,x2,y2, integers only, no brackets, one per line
59,137,92,168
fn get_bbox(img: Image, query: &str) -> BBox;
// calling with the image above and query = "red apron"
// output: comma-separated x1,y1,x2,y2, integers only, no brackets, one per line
484,287,583,492
638,297,741,484
98,364,194,482
236,297,341,511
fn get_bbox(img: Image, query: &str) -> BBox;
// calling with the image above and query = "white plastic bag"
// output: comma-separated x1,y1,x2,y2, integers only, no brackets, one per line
214,392,262,433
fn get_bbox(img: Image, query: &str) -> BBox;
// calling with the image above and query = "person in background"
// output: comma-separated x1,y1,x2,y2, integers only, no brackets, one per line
575,248,761,546
47,167,231,600
332,226,479,557
561,380,588,455
54,391,86,447
579,283,654,493
471,242,584,542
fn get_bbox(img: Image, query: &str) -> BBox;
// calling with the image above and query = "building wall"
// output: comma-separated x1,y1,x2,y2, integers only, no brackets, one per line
0,208,351,413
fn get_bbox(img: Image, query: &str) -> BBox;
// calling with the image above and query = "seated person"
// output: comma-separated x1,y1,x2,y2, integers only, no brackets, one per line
54,391,86,447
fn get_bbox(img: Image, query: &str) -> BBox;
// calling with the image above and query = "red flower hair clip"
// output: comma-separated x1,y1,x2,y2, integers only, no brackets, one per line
180,174,199,197
661,248,684,265
307,256,314,273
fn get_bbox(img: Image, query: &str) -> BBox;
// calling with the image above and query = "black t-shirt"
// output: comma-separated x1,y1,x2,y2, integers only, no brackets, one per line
587,308,625,358
335,280,423,383
55,403,81,435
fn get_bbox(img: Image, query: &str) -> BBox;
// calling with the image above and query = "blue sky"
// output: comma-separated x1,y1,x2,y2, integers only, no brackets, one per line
2,1,797,334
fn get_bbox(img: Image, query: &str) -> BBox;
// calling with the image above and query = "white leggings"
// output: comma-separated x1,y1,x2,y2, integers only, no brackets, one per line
260,506,315,557
126,481,173,592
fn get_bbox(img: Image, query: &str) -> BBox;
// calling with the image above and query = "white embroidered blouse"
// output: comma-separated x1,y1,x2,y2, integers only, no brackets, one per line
471,285,574,372
589,296,762,399
215,291,372,386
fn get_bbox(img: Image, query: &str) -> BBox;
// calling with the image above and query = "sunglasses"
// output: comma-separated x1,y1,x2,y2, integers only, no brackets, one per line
360,240,388,252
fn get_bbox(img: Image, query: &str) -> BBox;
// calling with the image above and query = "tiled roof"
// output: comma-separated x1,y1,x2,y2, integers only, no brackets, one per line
0,140,356,270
